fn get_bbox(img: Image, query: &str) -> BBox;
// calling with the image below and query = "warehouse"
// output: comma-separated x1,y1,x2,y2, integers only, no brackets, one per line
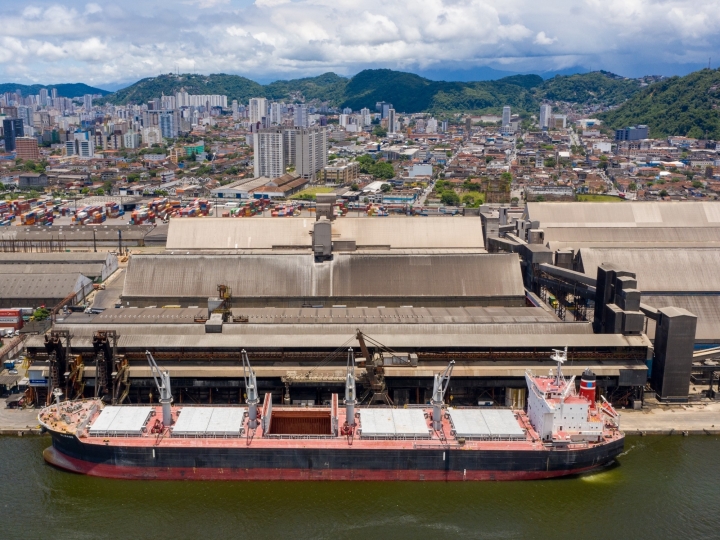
523,201,720,251
576,247,720,344
0,252,119,281
0,225,152,251
121,252,525,308
0,273,93,308
26,305,650,406
165,216,485,251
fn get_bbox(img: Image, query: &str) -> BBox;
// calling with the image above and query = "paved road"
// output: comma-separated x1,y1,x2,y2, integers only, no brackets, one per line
92,268,125,309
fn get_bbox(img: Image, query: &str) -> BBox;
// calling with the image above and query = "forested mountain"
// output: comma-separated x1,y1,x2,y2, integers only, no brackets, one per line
600,69,720,139
96,69,646,113
0,83,110,98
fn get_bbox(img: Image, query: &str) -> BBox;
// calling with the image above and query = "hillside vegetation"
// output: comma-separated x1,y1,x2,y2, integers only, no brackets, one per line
99,69,646,113
600,68,720,139
0,83,110,98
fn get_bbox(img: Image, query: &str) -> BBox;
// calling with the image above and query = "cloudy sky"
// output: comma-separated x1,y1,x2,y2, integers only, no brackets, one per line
0,0,716,88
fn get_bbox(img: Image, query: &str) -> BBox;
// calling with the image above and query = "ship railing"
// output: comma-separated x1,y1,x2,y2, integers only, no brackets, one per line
261,434,338,440
359,435,433,441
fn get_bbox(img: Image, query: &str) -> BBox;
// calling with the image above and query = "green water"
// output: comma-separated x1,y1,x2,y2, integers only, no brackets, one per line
1,436,719,540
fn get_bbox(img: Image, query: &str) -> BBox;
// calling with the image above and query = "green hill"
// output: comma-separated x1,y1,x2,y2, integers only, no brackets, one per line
102,73,264,105
0,83,110,98
537,71,642,105
98,69,646,114
600,69,720,139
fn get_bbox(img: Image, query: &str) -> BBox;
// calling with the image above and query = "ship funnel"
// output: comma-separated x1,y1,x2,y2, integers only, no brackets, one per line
145,351,173,427
345,348,357,426
242,349,259,429
431,360,455,431
579,368,597,407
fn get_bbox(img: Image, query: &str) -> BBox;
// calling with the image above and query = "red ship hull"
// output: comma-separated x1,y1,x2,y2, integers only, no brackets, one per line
44,446,610,482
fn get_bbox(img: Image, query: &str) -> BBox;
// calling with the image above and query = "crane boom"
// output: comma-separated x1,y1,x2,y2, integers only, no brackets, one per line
242,349,259,429
145,350,173,426
431,360,455,431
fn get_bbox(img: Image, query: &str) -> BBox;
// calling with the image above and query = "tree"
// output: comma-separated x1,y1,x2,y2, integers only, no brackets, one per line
81,187,90,195
511,197,519,204
629,182,638,191
350,183,359,191
373,126,387,138
692,180,703,189
544,158,556,168
32,307,50,321
659,189,668,197
440,190,460,206
380,183,392,193
462,194,476,206
95,188,105,196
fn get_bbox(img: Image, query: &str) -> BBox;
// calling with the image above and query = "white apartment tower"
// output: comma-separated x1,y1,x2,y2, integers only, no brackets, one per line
249,98,268,124
540,104,552,130
253,127,286,178
294,105,309,128
254,127,328,180
502,106,511,127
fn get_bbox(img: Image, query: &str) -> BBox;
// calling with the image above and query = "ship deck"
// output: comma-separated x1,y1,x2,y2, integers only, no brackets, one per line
39,399,622,452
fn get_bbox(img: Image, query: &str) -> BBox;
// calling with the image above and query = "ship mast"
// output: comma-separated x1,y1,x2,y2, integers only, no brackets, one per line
145,350,173,427
242,349,259,429
551,346,567,387
431,360,455,431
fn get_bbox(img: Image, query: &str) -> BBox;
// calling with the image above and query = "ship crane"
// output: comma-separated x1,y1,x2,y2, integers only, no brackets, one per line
431,360,455,431
341,348,357,439
242,349,259,430
355,330,393,405
145,350,173,427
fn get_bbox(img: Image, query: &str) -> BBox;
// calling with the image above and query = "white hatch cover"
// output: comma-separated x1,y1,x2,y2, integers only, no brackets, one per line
448,409,525,439
358,408,429,438
172,407,246,436
89,406,153,436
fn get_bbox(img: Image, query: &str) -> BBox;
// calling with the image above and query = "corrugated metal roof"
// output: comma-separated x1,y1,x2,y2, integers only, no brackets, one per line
46,320,593,338
544,227,720,250
578,248,720,292
0,264,105,278
0,273,90,299
166,217,484,250
86,306,560,325
643,295,720,342
526,202,720,229
27,330,645,350
122,253,524,299
0,252,114,264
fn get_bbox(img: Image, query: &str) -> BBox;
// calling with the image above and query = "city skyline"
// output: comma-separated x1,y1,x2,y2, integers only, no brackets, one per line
0,0,718,88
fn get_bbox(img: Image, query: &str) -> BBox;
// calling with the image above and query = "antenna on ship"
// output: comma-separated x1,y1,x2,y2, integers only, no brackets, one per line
550,346,567,386
242,349,259,429
145,350,173,427
431,360,455,431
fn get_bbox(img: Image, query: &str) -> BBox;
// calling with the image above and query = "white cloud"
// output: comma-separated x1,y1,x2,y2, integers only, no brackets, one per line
534,31,557,45
1,0,720,84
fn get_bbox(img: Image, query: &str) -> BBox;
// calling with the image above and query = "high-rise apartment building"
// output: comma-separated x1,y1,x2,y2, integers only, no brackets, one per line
294,127,328,179
382,103,393,120
294,105,309,128
360,108,371,126
502,106,511,127
539,104,552,130
253,127,286,178
159,110,178,138
254,127,328,179
15,137,39,160
39,88,48,107
249,98,268,124
387,109,396,134
269,102,283,125
615,125,649,141
2,118,23,152
83,94,93,111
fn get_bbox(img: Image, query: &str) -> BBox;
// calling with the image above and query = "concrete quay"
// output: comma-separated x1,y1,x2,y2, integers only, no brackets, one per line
620,402,720,435
0,407,42,436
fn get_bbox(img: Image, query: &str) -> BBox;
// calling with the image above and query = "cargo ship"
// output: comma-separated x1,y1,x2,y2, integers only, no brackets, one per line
38,348,623,481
